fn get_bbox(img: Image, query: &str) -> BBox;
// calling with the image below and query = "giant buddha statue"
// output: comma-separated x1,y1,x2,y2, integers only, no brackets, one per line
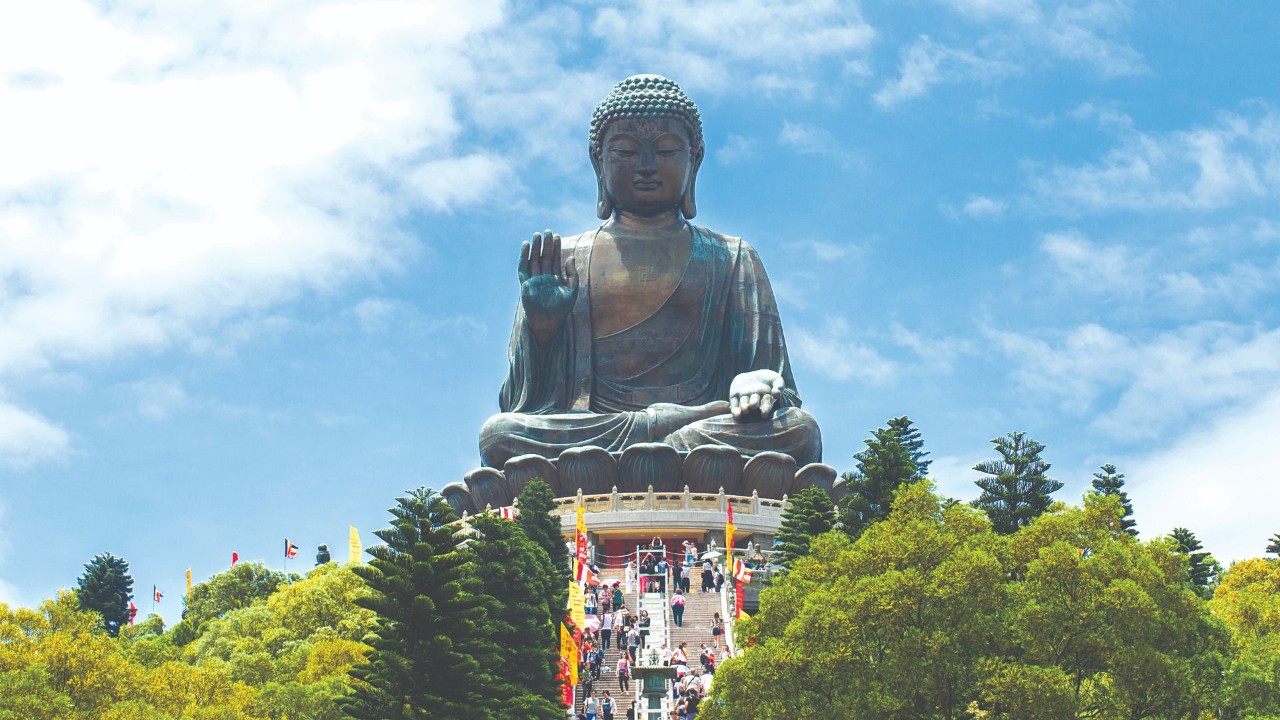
479,75,822,471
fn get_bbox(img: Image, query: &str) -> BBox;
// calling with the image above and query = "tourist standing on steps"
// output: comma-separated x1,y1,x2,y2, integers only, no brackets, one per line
711,613,724,649
701,564,714,592
612,582,624,611
601,606,613,649
585,689,598,720
616,651,631,692
625,559,636,594
638,610,651,647
601,690,616,720
671,588,686,626
680,561,692,592
713,566,724,593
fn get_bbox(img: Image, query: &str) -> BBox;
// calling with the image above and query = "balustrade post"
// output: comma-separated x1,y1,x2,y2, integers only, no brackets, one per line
646,485,655,510
610,485,621,511
751,490,760,515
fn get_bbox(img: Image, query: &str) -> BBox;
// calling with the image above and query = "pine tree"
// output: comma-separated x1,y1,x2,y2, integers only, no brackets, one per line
1267,533,1280,558
1090,463,1137,537
342,488,501,719
1171,527,1219,598
515,479,569,642
76,552,133,637
972,431,1062,535
467,515,563,718
775,486,837,569
839,417,929,539
887,415,931,479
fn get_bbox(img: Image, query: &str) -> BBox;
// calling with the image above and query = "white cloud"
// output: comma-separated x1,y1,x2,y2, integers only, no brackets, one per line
128,378,188,421
1032,109,1278,213
1040,230,1139,288
716,134,759,166
1126,387,1280,563
791,317,897,385
987,322,1280,442
875,36,1012,107
0,403,70,470
778,121,860,167
590,0,875,96
962,196,1007,218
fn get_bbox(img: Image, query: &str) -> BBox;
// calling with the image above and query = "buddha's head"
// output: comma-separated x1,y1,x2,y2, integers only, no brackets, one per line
589,75,704,220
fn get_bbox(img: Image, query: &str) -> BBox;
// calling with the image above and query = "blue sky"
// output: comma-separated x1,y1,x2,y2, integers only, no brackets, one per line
2,0,1278,620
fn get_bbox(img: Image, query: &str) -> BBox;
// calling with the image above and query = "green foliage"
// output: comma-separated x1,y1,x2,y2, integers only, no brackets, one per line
1089,463,1137,536
1210,557,1280,718
972,431,1062,535
838,417,929,540
343,487,501,719
1172,527,1220,598
466,515,563,718
516,479,570,631
773,486,836,569
1267,533,1280,558
76,552,133,637
181,562,297,642
704,482,1229,720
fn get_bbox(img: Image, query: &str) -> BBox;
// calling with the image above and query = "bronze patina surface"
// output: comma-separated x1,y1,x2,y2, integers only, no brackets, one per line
479,75,821,470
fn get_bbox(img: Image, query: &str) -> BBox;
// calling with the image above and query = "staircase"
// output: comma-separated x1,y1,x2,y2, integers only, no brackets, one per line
573,571,643,719
668,587,725,677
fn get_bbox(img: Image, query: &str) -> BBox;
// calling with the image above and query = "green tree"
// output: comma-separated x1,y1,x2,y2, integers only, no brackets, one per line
1171,527,1219,599
515,479,569,632
773,486,836,570
1212,557,1280,718
77,552,134,637
1089,463,1137,536
1267,532,1280,558
179,561,296,642
972,431,1062,535
839,417,929,539
466,515,562,718
342,487,501,720
704,481,1006,720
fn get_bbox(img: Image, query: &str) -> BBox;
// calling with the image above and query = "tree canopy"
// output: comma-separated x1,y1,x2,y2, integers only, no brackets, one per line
76,552,134,637
773,486,837,570
839,417,929,539
1089,463,1137,536
972,431,1062,535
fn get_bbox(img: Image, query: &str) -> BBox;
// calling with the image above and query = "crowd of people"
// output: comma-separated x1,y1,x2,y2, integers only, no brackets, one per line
573,540,738,720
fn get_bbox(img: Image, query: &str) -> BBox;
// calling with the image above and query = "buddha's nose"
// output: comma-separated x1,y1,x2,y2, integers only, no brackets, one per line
637,149,657,175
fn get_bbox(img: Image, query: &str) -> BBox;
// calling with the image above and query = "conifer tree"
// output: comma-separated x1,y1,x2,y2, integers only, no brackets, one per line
1090,463,1137,536
76,552,133,637
839,417,929,539
343,488,501,719
467,515,563,718
1171,527,1219,598
774,486,836,569
1268,533,1280,558
972,431,1062,535
515,479,569,642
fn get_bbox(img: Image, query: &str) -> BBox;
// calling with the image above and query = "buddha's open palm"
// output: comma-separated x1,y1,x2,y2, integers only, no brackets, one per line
730,369,784,422
519,230,578,342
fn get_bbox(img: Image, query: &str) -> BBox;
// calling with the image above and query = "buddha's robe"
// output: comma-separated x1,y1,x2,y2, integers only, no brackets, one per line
479,224,821,468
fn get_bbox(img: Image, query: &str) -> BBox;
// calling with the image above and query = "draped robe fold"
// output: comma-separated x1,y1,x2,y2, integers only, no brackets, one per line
479,224,821,468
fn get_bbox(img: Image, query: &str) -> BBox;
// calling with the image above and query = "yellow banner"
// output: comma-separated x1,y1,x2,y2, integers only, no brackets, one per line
560,622,579,686
185,568,192,596
569,580,585,631
348,526,362,565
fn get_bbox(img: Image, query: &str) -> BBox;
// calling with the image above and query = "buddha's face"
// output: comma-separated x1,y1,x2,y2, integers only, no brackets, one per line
600,118,695,218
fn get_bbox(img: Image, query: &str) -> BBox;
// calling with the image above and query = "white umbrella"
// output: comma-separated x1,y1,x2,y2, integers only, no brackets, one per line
699,550,722,560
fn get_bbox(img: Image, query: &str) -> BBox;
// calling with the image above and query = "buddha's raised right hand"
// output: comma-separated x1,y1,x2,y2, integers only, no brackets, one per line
519,229,578,346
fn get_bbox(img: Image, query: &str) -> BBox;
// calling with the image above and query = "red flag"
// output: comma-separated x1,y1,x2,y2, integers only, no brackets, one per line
231,551,239,567
128,601,138,626
153,585,163,603
285,539,299,559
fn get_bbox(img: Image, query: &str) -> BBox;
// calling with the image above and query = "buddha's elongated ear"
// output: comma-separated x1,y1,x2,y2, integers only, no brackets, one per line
592,153,613,220
680,148,704,220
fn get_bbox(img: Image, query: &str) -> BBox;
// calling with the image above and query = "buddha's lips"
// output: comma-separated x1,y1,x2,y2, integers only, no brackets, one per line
633,181,661,190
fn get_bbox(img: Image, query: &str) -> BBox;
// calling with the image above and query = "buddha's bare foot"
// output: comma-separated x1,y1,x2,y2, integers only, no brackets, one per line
647,401,730,439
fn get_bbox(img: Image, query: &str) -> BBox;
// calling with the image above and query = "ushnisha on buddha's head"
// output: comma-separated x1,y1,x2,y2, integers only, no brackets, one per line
589,75,705,221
